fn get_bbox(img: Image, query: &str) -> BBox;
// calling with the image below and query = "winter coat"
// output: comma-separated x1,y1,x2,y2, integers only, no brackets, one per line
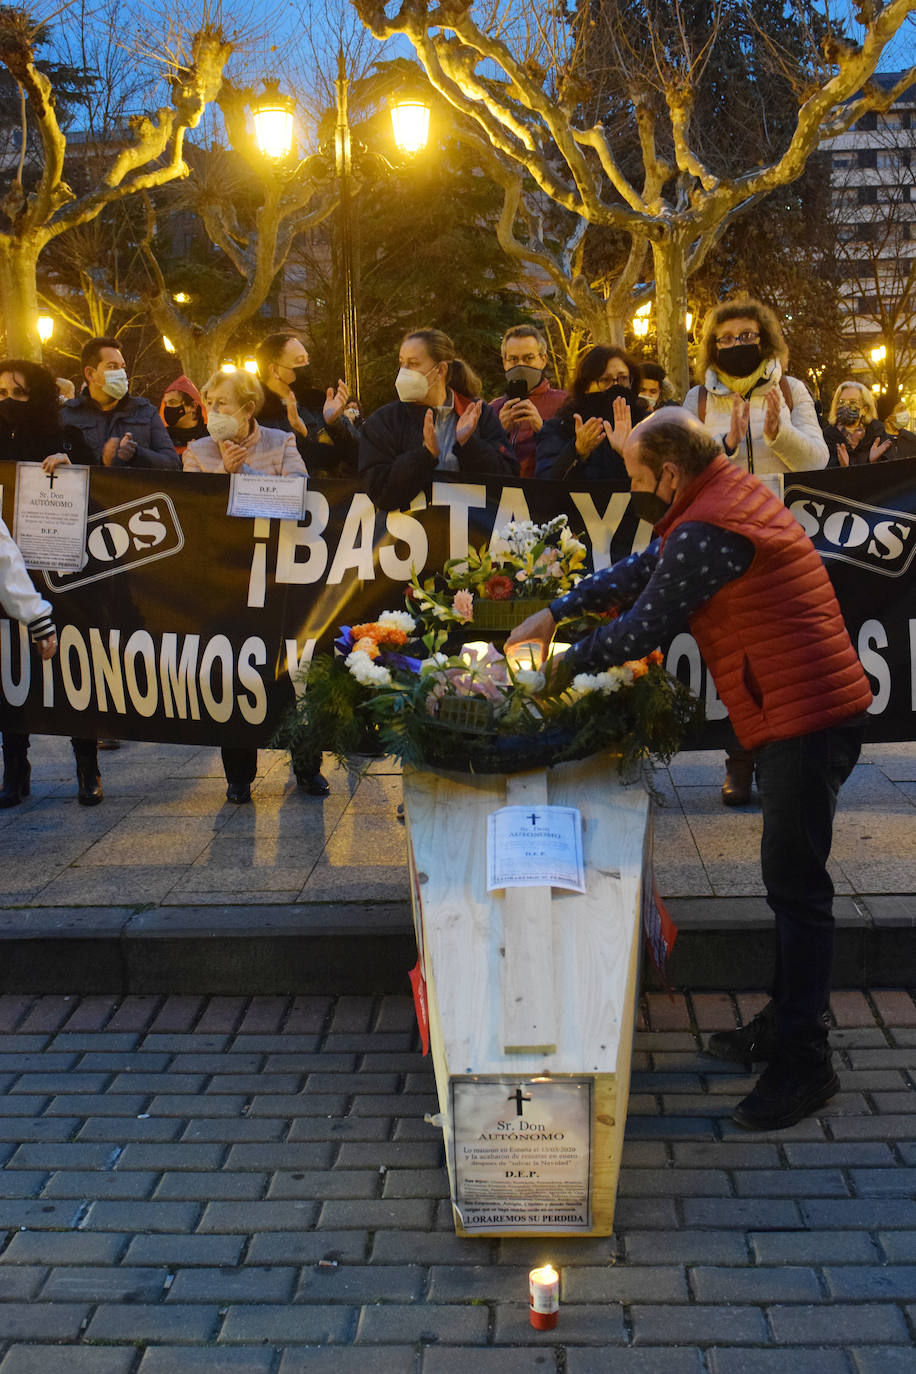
63,391,180,470
657,455,872,751
535,410,628,482
183,421,306,476
824,418,895,467
0,516,54,641
489,379,567,478
359,394,518,511
259,388,358,479
683,359,828,475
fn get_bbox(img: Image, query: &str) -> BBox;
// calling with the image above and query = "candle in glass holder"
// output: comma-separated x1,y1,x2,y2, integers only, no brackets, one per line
529,1263,559,1329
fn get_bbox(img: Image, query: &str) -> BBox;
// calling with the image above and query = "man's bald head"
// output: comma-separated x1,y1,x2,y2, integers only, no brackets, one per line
624,405,723,481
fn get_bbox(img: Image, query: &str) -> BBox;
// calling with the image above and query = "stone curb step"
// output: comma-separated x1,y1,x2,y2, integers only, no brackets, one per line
0,895,913,995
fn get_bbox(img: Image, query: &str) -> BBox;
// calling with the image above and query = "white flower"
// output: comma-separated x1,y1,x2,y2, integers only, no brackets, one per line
377,610,416,634
571,666,633,695
345,650,392,686
419,653,448,675
515,668,546,693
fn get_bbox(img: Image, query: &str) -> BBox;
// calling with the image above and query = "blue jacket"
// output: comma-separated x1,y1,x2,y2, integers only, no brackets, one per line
63,391,180,470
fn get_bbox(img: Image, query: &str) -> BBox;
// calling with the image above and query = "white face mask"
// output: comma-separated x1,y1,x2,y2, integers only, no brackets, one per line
100,368,128,400
395,364,437,403
894,410,910,428
207,410,242,443
638,392,659,410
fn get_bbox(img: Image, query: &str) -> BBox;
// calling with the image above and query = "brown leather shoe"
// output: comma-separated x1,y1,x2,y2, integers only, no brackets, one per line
721,757,754,806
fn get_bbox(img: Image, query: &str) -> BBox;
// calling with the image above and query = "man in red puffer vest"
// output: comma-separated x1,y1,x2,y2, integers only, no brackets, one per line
507,407,872,1131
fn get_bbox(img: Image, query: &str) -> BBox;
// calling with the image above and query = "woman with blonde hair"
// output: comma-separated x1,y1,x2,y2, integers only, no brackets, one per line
685,298,828,809
824,380,893,466
183,369,315,804
359,329,517,510
183,369,306,477
684,297,828,476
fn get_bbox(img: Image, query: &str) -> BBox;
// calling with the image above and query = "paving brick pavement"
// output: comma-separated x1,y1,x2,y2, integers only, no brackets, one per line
0,991,913,1371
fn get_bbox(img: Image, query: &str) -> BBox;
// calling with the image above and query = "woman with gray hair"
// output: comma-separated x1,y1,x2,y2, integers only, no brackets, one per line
183,370,306,477
183,369,322,802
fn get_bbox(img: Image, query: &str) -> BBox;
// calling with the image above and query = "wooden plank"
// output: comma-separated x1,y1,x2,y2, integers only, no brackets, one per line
501,771,557,1055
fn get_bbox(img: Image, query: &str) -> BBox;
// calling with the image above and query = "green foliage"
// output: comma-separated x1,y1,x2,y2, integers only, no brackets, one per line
273,650,704,778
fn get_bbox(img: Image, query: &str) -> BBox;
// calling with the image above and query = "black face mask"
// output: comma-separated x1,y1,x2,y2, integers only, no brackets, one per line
0,395,27,426
629,477,670,527
163,404,186,426
289,364,313,403
715,343,762,378
579,383,633,421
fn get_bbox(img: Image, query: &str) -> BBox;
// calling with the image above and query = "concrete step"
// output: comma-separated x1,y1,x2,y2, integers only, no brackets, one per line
0,896,912,996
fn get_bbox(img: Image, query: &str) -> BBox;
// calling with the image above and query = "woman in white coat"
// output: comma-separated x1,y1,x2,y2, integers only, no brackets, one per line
684,298,828,478
684,298,828,806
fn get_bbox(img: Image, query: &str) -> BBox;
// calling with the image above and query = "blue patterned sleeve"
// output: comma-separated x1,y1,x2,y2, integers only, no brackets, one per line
555,522,754,671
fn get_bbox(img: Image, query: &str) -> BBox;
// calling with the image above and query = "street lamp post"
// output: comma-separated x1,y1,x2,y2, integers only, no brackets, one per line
248,66,429,401
334,49,359,400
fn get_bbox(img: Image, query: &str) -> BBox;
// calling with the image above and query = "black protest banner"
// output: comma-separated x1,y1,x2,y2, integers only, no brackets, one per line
2,458,915,747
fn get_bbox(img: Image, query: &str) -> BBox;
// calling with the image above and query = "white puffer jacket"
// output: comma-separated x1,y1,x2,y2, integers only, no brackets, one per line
0,517,55,641
684,358,828,475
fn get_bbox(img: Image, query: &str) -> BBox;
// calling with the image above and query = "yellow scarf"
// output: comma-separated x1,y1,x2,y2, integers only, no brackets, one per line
712,359,773,396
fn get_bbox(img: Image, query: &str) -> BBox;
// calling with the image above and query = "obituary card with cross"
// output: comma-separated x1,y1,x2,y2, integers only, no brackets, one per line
13,462,90,572
450,1077,592,1233
486,804,585,893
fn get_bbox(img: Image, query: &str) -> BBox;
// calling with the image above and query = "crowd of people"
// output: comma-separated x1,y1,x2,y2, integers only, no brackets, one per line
0,296,911,812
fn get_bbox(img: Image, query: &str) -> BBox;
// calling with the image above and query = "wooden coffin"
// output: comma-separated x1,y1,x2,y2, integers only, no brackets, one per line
402,751,651,1238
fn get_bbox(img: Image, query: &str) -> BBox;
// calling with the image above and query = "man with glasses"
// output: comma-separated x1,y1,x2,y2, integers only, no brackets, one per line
490,325,566,478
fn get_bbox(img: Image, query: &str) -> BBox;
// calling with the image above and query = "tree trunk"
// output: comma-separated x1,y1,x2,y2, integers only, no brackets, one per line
0,236,42,361
650,235,691,402
174,335,226,389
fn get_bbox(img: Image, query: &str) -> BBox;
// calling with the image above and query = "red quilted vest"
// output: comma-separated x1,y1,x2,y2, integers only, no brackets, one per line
655,455,872,750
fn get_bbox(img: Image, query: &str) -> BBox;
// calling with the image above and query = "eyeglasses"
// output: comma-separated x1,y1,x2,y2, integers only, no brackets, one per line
602,373,631,387
715,330,760,348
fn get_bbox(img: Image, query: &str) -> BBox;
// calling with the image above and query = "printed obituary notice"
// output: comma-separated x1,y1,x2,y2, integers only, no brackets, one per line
13,463,89,572
451,1078,592,1233
227,474,307,521
487,805,585,892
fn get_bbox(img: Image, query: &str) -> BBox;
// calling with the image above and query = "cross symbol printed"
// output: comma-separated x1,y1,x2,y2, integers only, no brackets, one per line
528,811,539,826
509,1087,532,1116
46,469,57,489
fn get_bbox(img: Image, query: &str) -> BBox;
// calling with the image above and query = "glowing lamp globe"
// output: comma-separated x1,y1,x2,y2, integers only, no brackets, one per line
220,361,236,375
162,335,176,354
243,358,259,374
252,84,296,160
36,315,54,343
391,100,430,155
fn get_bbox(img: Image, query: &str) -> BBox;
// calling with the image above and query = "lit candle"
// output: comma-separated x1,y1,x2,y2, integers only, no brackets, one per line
529,1263,559,1329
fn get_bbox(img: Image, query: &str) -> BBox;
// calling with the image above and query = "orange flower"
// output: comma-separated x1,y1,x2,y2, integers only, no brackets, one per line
647,649,664,666
351,622,408,649
353,636,380,658
624,659,649,679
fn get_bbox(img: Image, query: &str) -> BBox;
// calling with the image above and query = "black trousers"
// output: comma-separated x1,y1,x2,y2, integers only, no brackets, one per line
3,731,97,765
220,746,322,788
755,714,866,1043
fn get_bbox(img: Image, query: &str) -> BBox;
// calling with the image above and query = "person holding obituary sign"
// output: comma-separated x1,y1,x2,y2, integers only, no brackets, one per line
0,359,99,807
